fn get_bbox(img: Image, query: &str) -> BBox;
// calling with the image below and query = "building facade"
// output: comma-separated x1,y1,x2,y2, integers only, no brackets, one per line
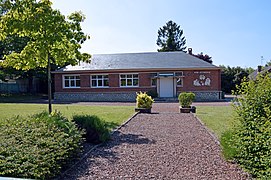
53,52,222,101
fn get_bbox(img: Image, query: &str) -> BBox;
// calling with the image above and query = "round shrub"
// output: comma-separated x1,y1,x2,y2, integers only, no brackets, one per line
136,91,154,109
0,111,83,179
178,92,195,107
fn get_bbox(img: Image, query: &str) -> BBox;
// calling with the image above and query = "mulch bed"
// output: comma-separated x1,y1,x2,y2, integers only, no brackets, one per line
61,112,249,179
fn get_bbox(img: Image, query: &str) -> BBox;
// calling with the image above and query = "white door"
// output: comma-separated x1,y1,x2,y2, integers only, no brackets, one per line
159,77,174,97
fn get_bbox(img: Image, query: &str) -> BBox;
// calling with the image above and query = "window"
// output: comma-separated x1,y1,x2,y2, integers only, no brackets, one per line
176,77,183,87
63,75,80,88
151,78,157,86
120,74,139,87
91,75,109,87
175,71,184,77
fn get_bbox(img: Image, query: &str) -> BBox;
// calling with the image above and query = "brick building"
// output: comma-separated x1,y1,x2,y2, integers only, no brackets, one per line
53,51,222,101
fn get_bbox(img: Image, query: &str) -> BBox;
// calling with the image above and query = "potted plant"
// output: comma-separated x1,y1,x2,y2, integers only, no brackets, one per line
178,92,196,113
135,91,154,113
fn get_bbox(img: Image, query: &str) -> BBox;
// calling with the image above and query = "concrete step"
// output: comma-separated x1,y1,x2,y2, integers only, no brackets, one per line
154,97,178,102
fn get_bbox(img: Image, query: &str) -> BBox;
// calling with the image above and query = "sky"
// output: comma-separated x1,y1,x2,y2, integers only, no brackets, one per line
51,0,271,68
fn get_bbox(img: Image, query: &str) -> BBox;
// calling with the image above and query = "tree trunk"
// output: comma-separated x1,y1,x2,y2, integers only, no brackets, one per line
48,53,52,114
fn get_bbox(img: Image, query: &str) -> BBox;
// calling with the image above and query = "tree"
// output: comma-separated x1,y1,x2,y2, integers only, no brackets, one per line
193,52,213,64
0,1,37,91
265,60,271,67
156,20,187,52
0,0,91,113
219,65,252,93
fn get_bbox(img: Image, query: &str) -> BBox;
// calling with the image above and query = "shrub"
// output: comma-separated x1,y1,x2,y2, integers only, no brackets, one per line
178,92,195,107
73,115,110,143
136,91,154,109
147,90,158,98
232,75,271,178
0,111,83,179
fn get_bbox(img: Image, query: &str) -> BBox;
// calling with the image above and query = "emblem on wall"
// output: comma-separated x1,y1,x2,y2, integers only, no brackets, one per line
193,75,211,86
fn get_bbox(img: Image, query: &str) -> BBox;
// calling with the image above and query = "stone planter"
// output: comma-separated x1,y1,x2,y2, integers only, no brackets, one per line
179,106,196,113
135,107,152,113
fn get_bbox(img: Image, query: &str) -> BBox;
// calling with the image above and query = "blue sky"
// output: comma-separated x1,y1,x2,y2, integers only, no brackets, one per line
51,0,271,68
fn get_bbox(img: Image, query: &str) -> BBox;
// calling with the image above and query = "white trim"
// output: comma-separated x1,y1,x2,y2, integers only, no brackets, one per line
119,73,139,87
90,74,109,88
62,74,80,88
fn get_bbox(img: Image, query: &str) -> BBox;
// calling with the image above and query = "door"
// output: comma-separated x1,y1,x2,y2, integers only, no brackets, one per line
159,77,174,97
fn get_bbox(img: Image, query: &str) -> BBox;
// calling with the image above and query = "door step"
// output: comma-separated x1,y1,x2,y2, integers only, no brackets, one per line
154,97,178,102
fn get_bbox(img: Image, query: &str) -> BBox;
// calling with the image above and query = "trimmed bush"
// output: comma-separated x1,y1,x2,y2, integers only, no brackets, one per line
73,115,111,143
0,111,83,179
136,91,154,109
178,92,195,107
232,75,271,178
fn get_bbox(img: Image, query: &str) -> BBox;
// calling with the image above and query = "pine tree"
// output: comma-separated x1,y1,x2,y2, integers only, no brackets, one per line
156,20,187,52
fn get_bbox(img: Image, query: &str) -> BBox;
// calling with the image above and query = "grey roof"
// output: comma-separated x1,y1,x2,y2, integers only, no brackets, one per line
249,66,271,80
57,52,218,72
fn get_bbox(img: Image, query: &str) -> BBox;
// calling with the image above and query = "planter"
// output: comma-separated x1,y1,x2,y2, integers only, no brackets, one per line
135,107,152,113
179,106,196,113
191,106,196,113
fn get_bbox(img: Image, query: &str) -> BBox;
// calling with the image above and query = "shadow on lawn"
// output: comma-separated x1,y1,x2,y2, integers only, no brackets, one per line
61,131,156,179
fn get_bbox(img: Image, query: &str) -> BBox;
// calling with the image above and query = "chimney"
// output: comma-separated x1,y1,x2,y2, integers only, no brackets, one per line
257,65,262,73
188,48,192,55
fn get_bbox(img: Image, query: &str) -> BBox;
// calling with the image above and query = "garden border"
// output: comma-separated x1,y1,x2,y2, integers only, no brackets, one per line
59,112,139,178
194,114,220,145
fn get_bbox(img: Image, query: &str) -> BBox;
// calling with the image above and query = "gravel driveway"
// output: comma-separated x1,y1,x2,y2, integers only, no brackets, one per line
63,110,248,179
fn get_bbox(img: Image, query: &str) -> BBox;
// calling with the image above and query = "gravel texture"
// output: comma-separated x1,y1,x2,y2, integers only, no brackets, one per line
62,108,248,179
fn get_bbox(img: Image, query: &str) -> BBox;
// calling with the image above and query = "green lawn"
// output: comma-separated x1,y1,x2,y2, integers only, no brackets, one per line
0,103,135,126
196,106,238,138
196,105,239,159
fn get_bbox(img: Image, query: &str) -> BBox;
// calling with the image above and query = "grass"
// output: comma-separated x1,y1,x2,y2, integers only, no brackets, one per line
0,103,135,126
196,105,239,159
196,106,237,138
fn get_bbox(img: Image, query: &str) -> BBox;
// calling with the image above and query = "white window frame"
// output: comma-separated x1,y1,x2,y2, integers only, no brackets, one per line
63,75,80,88
91,74,109,88
119,73,139,87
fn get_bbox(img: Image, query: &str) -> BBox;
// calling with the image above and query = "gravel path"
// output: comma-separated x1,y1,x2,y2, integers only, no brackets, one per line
63,110,248,179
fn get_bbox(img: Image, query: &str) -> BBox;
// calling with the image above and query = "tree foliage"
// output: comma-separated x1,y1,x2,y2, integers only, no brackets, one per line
156,20,187,52
0,0,90,70
193,52,212,64
232,74,271,178
0,0,90,112
219,65,253,93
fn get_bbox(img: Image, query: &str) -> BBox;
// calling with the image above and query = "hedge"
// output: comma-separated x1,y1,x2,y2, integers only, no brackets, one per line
233,74,271,178
0,111,83,179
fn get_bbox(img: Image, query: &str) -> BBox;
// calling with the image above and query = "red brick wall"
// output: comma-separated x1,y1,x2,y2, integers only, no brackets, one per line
54,74,62,92
177,69,221,92
139,73,151,87
80,75,90,88
54,72,154,93
54,69,221,94
109,74,119,87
